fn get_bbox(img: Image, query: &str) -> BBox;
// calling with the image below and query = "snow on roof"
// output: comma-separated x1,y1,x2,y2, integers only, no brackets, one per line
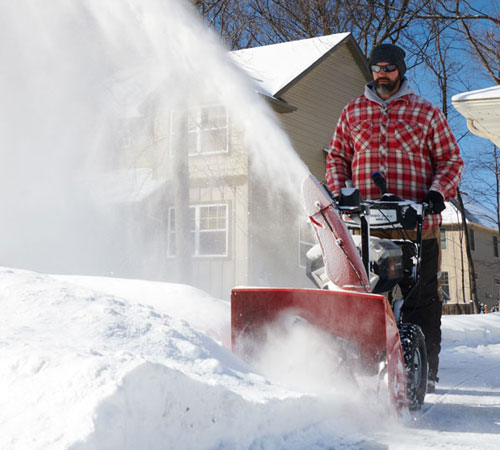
452,85,500,148
231,33,351,97
442,196,498,230
452,85,500,102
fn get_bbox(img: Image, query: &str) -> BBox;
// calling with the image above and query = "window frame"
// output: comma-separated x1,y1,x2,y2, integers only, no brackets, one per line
440,227,447,250
168,105,229,157
167,203,229,258
440,271,450,302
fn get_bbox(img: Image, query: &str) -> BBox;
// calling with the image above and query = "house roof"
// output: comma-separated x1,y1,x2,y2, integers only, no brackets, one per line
452,85,500,148
442,196,498,231
231,33,352,98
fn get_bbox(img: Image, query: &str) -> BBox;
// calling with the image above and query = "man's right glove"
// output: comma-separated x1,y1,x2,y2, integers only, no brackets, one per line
424,190,446,214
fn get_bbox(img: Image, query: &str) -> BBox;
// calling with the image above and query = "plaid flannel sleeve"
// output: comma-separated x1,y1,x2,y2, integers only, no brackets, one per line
428,108,464,200
325,108,353,195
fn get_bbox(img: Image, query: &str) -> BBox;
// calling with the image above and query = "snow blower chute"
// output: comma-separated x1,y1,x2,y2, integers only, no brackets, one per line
232,173,430,412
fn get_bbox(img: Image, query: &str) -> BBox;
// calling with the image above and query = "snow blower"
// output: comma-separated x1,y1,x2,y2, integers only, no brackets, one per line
231,173,429,412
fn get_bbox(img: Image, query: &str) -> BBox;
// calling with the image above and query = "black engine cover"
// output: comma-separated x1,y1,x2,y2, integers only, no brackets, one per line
370,238,404,293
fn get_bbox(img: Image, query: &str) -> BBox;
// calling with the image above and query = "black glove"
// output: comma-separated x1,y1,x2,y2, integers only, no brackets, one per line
424,190,446,214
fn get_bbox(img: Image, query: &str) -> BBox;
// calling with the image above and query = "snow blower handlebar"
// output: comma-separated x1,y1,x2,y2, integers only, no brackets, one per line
325,172,430,297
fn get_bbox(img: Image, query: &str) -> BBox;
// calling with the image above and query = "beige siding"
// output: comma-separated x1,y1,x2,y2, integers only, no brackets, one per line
469,226,500,309
277,44,369,180
441,225,470,304
441,223,500,310
188,182,249,299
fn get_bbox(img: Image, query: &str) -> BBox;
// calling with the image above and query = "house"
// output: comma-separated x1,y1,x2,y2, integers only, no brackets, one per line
231,32,371,181
440,197,500,311
121,33,371,300
449,86,500,311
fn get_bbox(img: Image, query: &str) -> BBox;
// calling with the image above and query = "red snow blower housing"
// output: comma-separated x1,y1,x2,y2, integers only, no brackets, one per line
231,173,429,412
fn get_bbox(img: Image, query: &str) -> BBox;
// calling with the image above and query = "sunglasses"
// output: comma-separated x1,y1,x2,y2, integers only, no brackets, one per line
371,64,398,73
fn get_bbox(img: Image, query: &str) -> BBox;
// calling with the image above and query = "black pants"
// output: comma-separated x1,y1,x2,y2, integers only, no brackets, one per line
400,238,442,380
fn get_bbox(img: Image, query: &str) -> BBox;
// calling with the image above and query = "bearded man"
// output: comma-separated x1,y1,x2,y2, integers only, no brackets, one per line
325,43,464,393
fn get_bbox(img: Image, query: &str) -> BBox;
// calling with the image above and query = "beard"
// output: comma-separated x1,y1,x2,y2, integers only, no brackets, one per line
374,78,399,96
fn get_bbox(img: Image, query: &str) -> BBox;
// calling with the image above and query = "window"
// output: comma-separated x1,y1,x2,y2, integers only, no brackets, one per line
469,228,475,251
440,228,447,250
299,219,316,268
168,204,229,257
187,105,228,155
440,271,450,302
494,235,499,258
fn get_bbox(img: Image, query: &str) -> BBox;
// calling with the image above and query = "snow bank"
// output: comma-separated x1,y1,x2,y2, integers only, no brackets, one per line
442,313,500,346
3,266,500,449
0,268,382,450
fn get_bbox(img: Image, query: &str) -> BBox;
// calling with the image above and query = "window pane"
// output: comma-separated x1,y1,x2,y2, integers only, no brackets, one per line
199,230,226,255
202,106,226,129
440,228,446,250
199,207,208,230
171,204,228,257
440,271,450,302
217,206,227,228
201,128,227,153
199,205,226,230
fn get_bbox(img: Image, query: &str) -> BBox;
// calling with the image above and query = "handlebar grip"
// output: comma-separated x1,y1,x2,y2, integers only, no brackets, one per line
371,171,387,195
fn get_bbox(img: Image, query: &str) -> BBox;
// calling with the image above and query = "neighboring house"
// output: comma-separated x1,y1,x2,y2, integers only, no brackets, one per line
449,86,500,311
440,197,500,311
123,33,371,300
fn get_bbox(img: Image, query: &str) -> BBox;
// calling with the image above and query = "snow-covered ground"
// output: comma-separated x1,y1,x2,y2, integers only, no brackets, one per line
1,267,500,450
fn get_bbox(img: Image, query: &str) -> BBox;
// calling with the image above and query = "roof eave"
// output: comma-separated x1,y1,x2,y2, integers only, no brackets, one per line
452,96,500,147
261,93,298,113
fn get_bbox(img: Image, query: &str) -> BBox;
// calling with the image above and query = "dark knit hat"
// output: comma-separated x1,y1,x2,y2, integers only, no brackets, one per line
368,43,406,79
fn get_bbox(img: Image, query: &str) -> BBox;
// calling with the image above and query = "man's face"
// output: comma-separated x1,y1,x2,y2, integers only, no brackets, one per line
372,62,401,99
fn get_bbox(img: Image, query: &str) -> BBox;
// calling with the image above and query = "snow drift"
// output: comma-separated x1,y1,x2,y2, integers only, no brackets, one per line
2,267,500,449
1,268,383,450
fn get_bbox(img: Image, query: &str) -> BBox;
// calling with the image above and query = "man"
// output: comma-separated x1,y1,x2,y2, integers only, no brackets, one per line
325,43,464,392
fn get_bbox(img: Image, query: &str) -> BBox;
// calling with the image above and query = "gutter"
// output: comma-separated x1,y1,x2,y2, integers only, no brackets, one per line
452,95,500,146
465,117,500,143
260,93,298,114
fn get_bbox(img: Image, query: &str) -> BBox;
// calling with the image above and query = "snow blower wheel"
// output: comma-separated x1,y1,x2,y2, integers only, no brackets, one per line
399,323,428,410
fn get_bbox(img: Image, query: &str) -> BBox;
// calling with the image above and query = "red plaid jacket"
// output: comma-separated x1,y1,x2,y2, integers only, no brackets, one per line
326,88,464,229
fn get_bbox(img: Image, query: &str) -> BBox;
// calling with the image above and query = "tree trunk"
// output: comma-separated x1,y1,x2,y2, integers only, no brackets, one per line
456,190,480,313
